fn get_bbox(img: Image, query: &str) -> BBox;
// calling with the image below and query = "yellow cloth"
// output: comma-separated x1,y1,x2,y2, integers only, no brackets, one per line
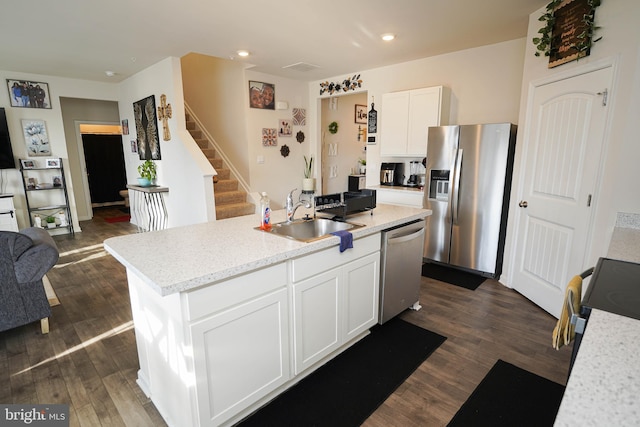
552,275,583,350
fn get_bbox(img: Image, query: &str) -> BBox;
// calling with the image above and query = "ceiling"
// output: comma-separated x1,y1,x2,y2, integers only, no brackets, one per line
0,0,547,83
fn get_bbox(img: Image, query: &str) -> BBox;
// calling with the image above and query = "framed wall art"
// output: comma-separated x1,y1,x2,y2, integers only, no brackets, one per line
355,104,367,124
7,79,52,109
249,81,275,110
133,95,161,160
278,119,292,137
22,119,51,156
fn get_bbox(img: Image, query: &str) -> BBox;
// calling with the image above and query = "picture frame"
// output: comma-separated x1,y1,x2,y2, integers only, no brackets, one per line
262,128,278,146
22,119,51,156
121,119,129,135
20,159,36,169
45,158,61,168
133,95,161,160
131,140,138,153
249,81,275,110
52,176,62,187
355,104,367,124
278,119,292,137
7,79,52,109
26,177,37,189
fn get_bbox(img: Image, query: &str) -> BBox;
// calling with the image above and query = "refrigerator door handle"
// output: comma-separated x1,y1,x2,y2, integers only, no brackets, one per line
451,148,463,224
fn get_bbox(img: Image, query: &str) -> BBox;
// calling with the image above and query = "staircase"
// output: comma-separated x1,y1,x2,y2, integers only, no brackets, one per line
185,114,255,220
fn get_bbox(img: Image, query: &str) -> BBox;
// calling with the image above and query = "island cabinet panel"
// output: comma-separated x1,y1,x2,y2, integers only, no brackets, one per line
190,288,290,427
343,252,380,341
292,245,381,375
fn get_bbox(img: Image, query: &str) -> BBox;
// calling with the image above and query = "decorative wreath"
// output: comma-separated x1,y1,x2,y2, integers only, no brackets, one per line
296,131,305,143
280,144,290,158
328,121,338,134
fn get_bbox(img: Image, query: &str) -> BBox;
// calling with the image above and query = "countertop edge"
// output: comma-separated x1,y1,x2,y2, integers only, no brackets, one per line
105,205,430,296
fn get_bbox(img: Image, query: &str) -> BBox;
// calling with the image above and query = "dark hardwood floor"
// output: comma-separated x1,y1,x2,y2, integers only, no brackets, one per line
0,207,572,426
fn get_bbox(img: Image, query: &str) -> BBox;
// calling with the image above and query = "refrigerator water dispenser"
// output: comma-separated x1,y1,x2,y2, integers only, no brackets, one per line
428,170,450,201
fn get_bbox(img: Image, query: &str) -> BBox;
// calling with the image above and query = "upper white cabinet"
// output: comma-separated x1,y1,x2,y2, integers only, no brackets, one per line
380,86,450,156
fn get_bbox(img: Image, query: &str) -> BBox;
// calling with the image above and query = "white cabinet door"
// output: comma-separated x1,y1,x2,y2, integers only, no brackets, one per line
292,269,341,374
191,288,290,427
342,252,380,342
407,87,443,156
381,86,448,156
0,195,19,231
292,251,380,374
380,91,410,156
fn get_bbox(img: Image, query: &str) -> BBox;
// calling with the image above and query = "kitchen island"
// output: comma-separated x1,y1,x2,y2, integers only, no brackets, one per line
554,212,640,426
104,204,430,427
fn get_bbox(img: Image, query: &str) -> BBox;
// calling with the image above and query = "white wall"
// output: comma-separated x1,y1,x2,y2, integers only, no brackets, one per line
308,38,527,191
118,57,214,227
246,70,310,209
503,0,640,283
0,70,119,230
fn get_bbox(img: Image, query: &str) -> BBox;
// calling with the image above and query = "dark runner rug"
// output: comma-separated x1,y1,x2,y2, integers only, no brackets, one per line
447,359,566,427
421,262,486,290
104,215,131,223
236,318,446,427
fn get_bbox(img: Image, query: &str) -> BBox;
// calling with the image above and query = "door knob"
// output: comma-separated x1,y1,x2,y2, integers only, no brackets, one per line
519,200,528,208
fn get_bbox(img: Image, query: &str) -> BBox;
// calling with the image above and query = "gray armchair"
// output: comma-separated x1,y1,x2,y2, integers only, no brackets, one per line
0,227,59,334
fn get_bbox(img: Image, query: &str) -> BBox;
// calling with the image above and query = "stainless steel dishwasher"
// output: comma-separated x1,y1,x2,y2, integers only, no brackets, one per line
379,219,425,324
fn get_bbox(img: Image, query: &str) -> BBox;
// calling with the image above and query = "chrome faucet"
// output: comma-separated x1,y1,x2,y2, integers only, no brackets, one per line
286,188,311,222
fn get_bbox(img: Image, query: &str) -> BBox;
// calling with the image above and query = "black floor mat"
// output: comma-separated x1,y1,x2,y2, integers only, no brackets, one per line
421,262,486,290
447,359,565,427
236,318,446,427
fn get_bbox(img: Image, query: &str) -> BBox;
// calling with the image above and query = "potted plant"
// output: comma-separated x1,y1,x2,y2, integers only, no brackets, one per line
358,158,366,174
137,159,157,187
45,215,56,228
302,155,315,191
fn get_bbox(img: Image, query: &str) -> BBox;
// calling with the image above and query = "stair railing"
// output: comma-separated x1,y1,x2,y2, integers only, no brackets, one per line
184,103,251,196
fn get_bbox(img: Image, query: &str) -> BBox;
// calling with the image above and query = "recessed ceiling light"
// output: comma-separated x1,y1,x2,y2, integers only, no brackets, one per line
105,71,116,77
381,33,395,41
237,50,250,57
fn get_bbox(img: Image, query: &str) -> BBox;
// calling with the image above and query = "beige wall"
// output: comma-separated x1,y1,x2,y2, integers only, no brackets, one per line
59,97,120,220
321,92,367,195
181,54,251,184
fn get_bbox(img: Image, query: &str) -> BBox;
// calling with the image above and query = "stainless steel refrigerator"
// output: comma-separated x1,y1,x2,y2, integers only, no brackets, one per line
423,123,517,278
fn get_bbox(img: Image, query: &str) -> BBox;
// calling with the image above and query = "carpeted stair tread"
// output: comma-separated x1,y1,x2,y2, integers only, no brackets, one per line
215,190,248,205
216,202,255,219
214,178,239,192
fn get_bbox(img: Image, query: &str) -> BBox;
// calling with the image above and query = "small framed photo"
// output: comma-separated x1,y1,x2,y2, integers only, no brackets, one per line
20,159,36,169
7,79,52,109
52,176,62,187
131,140,138,153
121,119,129,135
355,104,367,124
26,177,37,189
45,158,61,168
249,81,275,110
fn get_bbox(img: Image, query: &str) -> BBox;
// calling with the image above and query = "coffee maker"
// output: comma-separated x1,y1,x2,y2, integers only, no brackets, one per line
380,162,404,186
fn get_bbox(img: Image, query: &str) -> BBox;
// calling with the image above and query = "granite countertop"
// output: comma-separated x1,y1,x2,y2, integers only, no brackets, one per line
554,310,640,426
554,212,640,426
104,204,430,296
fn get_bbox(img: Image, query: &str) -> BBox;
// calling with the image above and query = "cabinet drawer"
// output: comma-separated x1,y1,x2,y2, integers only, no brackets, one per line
291,234,380,282
184,262,287,321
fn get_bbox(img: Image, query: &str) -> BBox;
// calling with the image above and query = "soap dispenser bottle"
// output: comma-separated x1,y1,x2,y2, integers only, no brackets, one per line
260,192,271,231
